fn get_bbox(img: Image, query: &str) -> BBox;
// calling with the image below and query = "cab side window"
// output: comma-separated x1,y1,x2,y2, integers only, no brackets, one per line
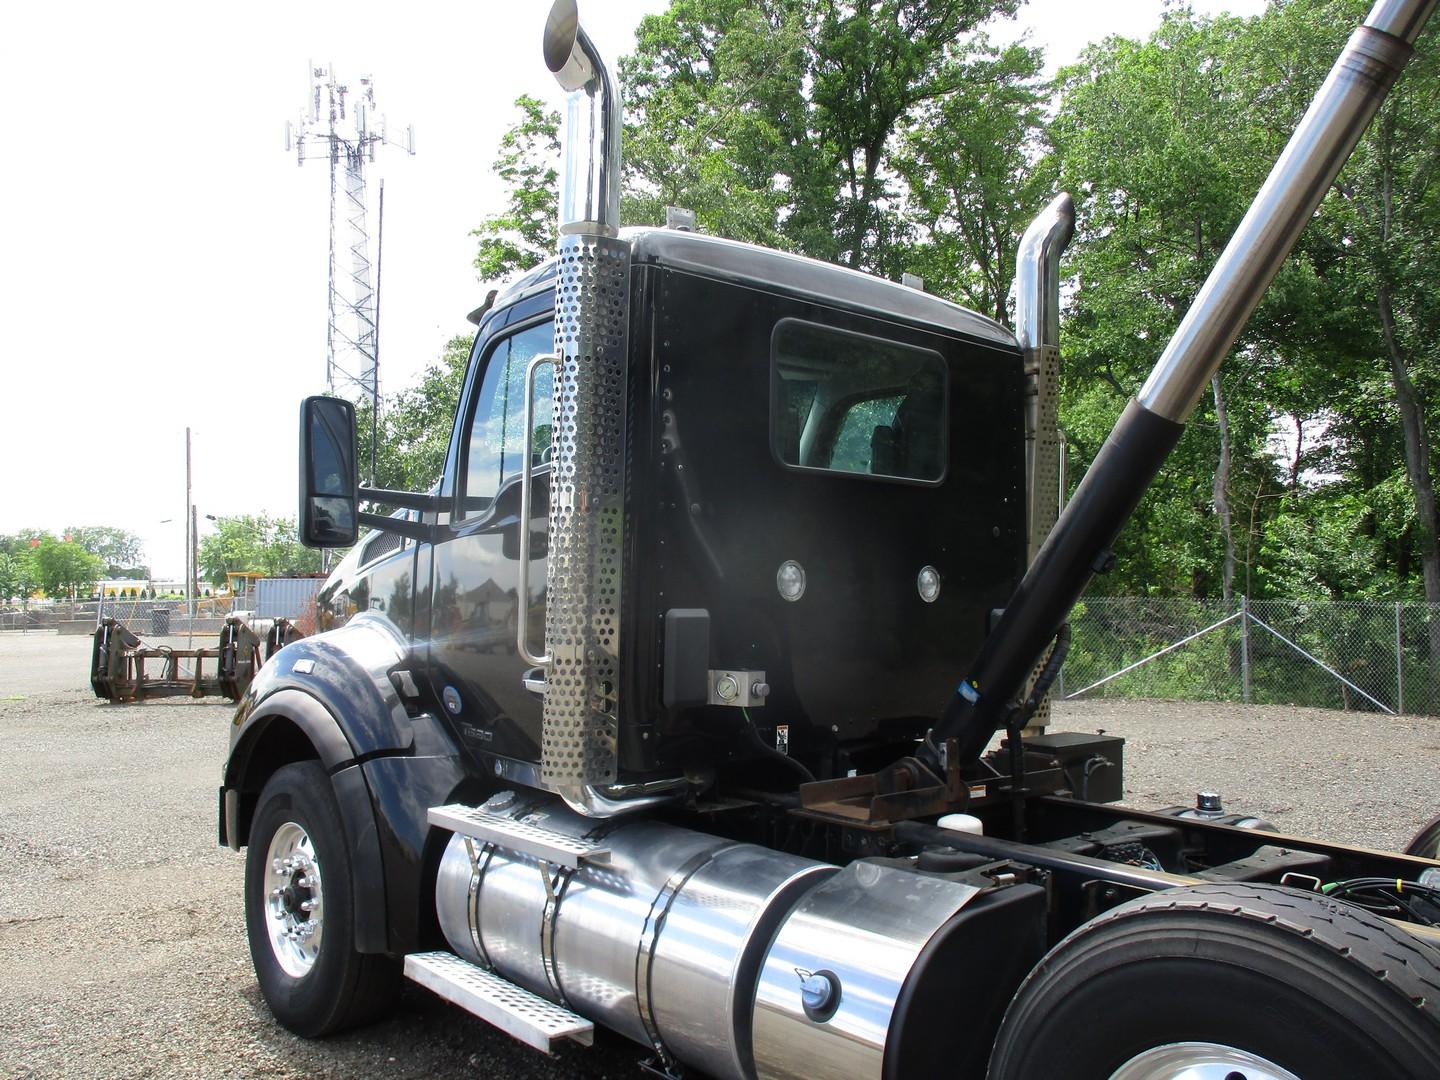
772,319,947,484
458,320,555,519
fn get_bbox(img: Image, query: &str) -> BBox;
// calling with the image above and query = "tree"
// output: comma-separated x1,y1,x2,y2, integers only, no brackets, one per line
0,552,18,603
198,515,321,586
472,96,561,282
1052,9,1287,598
32,537,103,598
1296,0,1440,610
895,37,1051,326
620,0,1022,271
13,550,41,606
356,333,474,495
64,526,145,576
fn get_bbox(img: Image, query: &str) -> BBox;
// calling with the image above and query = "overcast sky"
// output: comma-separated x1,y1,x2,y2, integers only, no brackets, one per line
0,0,1264,578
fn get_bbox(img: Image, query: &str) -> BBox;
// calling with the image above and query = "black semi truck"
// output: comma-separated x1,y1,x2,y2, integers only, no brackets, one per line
221,2,1440,1077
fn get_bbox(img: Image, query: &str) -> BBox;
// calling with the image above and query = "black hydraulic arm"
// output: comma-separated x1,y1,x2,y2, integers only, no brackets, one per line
928,0,1436,766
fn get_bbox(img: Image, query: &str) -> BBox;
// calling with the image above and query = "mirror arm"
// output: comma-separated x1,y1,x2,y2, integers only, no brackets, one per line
357,486,441,512
357,512,434,543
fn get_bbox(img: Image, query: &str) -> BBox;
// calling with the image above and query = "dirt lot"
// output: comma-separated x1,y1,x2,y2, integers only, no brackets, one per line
2,630,1437,1079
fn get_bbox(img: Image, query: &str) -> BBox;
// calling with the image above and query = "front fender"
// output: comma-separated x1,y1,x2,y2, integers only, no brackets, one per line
221,613,423,955
227,612,417,772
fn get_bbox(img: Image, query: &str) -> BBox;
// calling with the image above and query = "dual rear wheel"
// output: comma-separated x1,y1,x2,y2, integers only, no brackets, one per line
988,882,1440,1080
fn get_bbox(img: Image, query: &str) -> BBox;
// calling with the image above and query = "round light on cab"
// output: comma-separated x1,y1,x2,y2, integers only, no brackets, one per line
917,565,942,603
776,560,806,602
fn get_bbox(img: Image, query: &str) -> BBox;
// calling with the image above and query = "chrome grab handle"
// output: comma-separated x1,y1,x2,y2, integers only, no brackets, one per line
517,354,556,668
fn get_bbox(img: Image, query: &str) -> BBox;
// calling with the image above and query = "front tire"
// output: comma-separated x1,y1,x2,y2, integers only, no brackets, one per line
987,883,1440,1080
245,761,398,1036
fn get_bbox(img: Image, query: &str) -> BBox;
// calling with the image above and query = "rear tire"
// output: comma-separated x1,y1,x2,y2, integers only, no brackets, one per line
987,883,1440,1080
245,761,398,1037
1405,812,1440,859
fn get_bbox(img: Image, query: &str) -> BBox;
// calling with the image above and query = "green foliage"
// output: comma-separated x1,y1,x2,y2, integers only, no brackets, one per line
895,38,1051,325
356,334,474,494
620,0,1023,272
0,551,20,602
63,526,144,575
197,515,320,586
31,537,103,598
472,96,560,282
1048,1,1440,603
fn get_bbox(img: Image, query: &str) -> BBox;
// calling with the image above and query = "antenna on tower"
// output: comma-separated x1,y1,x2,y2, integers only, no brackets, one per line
288,62,415,411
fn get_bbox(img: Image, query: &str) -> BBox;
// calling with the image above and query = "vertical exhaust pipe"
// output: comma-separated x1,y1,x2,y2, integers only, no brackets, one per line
535,1,636,812
543,0,622,236
1014,192,1075,733
1016,192,1075,566
932,0,1437,765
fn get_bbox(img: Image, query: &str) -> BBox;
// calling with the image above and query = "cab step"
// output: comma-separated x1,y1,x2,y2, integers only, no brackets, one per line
404,951,594,1054
427,803,611,869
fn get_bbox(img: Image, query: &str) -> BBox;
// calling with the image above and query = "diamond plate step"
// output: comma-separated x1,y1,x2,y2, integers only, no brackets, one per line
404,951,593,1054
427,803,611,869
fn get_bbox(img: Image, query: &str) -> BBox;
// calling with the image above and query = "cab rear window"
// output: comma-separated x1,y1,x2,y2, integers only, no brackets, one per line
771,319,947,483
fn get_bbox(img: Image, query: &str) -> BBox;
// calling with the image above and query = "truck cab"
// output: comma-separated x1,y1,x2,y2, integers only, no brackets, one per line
221,3,1440,1077
401,227,1029,797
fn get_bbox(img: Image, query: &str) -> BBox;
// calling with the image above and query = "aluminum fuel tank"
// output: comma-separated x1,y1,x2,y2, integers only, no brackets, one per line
435,795,834,1079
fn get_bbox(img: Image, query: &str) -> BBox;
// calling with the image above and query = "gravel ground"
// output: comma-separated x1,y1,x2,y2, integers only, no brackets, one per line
1,630,1437,1078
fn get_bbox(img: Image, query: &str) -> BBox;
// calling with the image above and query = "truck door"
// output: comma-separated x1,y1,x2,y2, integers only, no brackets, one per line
428,315,554,764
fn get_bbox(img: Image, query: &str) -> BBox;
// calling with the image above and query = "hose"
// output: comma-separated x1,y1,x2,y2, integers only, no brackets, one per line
741,707,816,784
1023,622,1072,720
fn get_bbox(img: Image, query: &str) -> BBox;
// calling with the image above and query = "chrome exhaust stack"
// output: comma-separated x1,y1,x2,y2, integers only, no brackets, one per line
931,0,1437,765
533,0,635,808
543,0,622,236
1016,192,1075,566
1014,192,1075,732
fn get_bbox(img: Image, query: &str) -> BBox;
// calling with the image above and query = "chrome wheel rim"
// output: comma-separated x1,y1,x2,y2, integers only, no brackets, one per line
1110,1042,1302,1080
263,821,324,978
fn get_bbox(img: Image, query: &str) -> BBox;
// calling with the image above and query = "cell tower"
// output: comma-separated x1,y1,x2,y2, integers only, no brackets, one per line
286,65,414,402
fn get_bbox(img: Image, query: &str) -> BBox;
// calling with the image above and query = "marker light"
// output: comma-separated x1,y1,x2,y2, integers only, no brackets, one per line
917,566,942,603
776,560,806,602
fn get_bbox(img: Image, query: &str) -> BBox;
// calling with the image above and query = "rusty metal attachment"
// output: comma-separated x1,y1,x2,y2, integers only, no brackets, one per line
264,618,303,661
796,741,973,827
794,737,1072,828
90,617,262,703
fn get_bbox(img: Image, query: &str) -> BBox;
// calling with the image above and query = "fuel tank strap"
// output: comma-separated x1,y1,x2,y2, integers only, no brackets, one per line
634,844,741,1058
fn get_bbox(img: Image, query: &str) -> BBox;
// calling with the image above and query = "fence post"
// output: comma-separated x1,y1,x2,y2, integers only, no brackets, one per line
1395,600,1404,715
1240,595,1251,704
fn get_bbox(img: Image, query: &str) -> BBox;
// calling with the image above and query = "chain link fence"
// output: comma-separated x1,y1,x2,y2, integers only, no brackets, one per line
1064,597,1440,715
96,589,256,633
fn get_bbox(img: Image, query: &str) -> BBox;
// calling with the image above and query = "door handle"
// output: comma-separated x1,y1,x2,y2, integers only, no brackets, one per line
517,353,556,668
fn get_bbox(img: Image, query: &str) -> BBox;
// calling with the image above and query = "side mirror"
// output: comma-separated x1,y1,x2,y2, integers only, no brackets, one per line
299,396,359,548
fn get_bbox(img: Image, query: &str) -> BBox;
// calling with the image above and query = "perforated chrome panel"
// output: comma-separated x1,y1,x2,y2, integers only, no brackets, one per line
1026,342,1062,728
541,233,631,787
1026,342,1062,563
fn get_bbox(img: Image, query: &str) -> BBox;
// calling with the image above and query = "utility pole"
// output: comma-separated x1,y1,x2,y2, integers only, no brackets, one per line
185,427,193,619
286,66,413,408
192,504,200,616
